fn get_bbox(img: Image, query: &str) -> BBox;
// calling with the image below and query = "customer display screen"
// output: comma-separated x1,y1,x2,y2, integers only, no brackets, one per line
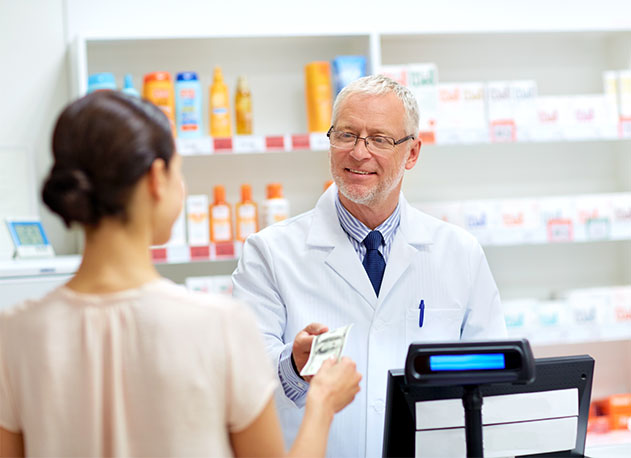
414,349,523,374
13,222,46,246
429,353,506,371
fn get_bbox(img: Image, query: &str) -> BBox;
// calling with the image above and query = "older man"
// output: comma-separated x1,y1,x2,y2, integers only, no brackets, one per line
232,74,506,457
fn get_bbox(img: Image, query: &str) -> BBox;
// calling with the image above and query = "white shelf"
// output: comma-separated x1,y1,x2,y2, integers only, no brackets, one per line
0,255,81,279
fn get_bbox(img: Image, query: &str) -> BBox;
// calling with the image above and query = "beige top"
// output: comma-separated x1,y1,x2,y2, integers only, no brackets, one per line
0,279,277,457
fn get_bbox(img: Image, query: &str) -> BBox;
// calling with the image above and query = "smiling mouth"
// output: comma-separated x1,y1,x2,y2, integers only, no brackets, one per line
346,168,375,175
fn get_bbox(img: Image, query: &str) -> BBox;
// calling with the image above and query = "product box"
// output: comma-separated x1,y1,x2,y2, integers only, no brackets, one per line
378,65,407,86
414,201,465,228
603,70,620,126
186,194,209,246
595,394,631,431
538,196,576,243
436,82,488,144
492,198,540,246
563,95,618,141
486,81,515,142
511,80,538,142
565,288,612,342
573,194,613,242
167,209,187,246
610,286,631,339
460,200,497,245
332,55,367,95
503,298,539,341
185,275,233,295
407,63,439,142
610,193,631,240
618,70,631,138
534,96,564,142
531,300,572,344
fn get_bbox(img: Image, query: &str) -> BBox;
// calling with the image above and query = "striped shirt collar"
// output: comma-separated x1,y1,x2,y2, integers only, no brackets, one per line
334,192,401,260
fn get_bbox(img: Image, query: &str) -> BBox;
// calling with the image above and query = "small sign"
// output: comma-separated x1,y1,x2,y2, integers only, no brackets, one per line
233,135,265,153
309,132,330,151
176,137,213,156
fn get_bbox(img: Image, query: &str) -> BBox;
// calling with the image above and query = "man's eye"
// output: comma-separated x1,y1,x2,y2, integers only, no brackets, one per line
340,132,356,140
371,136,389,145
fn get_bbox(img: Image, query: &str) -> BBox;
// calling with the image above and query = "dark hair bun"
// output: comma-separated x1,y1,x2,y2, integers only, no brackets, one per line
42,168,98,227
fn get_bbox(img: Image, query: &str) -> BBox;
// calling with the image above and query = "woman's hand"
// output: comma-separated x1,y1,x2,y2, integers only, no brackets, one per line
307,357,362,415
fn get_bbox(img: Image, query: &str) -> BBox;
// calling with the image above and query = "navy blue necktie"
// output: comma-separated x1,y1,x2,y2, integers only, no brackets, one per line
363,230,386,296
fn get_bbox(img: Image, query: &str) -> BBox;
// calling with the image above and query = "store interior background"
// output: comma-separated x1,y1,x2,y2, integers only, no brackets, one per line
1,0,631,439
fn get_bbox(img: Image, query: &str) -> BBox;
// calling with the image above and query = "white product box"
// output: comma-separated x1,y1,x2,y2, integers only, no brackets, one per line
573,194,613,242
492,198,540,246
511,80,538,141
407,63,439,135
610,193,631,240
415,201,465,228
565,288,612,342
563,95,618,140
534,96,564,141
618,70,631,137
537,196,576,243
531,300,572,344
486,81,514,142
503,298,540,341
461,200,497,245
185,276,214,293
611,286,631,339
167,209,187,246
186,194,209,246
378,65,407,86
603,71,620,125
436,82,487,144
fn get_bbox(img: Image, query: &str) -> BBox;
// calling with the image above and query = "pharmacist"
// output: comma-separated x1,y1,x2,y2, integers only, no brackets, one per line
232,74,507,457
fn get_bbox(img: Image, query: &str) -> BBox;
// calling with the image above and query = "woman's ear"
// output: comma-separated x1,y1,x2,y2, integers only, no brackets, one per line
147,158,167,200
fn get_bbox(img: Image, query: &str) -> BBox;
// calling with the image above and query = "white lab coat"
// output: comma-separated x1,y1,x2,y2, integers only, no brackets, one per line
232,184,506,457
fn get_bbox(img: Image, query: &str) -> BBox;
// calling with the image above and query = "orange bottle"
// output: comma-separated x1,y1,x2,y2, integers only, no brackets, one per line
143,71,176,136
236,184,258,241
304,61,332,132
209,185,233,242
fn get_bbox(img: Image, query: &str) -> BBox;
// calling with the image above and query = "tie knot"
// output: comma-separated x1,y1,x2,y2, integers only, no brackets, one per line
363,230,383,250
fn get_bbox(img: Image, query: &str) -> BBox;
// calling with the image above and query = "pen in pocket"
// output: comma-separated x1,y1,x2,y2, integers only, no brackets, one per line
418,300,425,327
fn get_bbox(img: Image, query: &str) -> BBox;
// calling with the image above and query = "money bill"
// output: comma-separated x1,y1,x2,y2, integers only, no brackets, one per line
300,324,353,377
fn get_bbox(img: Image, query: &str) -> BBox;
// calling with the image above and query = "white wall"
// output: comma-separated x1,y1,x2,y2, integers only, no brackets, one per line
0,0,77,255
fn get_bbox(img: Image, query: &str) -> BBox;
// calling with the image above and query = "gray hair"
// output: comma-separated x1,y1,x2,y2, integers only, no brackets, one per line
331,74,420,135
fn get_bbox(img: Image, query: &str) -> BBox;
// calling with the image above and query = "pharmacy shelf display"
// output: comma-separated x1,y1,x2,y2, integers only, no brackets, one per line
60,28,631,411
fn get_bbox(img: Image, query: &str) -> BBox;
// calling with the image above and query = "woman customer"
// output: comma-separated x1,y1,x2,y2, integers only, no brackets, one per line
0,91,361,457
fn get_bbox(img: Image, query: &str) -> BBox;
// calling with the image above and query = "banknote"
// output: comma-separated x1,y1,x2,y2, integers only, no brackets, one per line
300,324,353,377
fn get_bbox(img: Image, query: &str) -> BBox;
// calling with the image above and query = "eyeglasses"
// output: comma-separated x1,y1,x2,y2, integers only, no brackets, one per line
327,127,415,155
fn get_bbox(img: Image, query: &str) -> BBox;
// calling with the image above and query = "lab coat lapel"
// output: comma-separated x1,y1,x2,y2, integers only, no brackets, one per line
307,185,378,308
378,197,434,303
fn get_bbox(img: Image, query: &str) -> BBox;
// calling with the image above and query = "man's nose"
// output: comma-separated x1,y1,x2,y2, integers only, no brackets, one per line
349,137,371,160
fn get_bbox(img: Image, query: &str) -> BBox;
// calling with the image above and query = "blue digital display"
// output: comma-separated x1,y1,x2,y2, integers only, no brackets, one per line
430,353,506,371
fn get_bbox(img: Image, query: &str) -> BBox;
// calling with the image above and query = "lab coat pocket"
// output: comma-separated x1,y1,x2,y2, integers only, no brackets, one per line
405,307,463,342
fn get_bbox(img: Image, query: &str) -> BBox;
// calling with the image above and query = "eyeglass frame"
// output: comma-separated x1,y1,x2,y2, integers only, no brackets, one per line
326,126,415,153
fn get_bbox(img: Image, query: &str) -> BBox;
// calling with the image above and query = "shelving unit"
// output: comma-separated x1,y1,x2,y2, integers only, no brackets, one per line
60,24,631,435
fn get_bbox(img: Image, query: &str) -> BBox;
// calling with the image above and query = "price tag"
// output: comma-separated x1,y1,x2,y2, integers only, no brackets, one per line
213,138,233,153
214,241,236,258
547,219,573,243
619,118,631,139
233,135,265,153
189,245,211,260
291,134,310,151
167,245,190,263
265,135,286,151
490,120,516,143
151,247,168,263
309,132,330,151
176,137,213,156
586,217,610,240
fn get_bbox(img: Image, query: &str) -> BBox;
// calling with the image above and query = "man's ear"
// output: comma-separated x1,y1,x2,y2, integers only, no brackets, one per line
147,158,167,200
405,135,422,170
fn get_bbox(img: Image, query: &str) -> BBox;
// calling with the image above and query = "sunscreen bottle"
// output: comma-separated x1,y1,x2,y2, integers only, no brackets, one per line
209,185,233,242
122,74,140,97
209,67,232,137
236,184,258,241
143,71,176,136
261,183,290,228
235,75,253,135
175,71,203,138
305,61,332,132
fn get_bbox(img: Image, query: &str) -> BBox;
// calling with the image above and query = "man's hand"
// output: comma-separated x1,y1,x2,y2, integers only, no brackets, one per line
292,323,329,377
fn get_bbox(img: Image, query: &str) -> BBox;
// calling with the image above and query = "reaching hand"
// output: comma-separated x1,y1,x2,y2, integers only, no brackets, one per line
308,357,362,414
292,323,329,376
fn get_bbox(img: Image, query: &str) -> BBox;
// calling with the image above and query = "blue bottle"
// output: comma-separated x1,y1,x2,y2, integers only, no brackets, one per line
122,74,140,97
332,56,367,95
175,71,203,138
87,72,117,93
